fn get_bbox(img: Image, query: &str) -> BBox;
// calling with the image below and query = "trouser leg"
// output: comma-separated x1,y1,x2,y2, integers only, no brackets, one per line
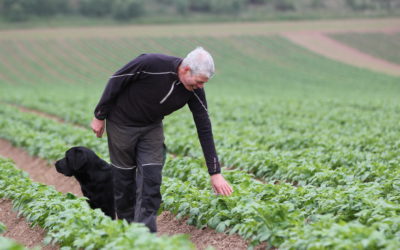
134,123,165,233
111,166,136,222
106,120,140,222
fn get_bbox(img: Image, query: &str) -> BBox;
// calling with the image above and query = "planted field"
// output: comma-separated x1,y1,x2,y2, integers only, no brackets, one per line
330,32,400,65
0,19,400,249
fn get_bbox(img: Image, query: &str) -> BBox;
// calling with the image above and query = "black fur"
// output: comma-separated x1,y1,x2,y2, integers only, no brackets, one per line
55,146,115,219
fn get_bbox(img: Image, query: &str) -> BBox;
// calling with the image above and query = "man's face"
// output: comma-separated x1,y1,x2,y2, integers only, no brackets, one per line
180,67,209,91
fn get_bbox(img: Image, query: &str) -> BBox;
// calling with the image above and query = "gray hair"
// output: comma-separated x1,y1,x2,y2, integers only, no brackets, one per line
181,47,215,78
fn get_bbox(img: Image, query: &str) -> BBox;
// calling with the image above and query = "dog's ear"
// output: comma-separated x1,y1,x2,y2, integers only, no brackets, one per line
66,147,88,171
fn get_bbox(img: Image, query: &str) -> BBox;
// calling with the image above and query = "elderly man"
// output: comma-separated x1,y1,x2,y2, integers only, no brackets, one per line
91,47,232,232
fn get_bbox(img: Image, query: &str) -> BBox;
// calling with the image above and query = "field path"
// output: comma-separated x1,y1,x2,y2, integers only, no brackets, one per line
282,31,400,77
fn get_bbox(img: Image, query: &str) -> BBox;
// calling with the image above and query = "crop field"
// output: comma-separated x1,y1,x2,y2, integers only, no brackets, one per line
329,32,400,65
0,19,400,249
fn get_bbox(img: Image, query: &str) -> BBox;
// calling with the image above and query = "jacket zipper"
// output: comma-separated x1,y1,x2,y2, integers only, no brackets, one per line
160,80,179,104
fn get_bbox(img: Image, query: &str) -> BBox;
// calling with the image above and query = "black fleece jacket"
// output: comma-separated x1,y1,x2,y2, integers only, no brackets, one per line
94,53,221,175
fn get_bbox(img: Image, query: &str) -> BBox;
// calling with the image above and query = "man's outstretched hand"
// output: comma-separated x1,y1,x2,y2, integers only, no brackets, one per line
91,117,105,138
211,174,233,196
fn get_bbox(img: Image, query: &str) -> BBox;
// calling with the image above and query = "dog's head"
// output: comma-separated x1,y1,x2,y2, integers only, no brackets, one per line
55,146,92,176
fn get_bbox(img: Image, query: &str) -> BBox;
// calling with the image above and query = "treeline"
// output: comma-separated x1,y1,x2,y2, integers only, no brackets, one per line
0,0,399,22
0,0,145,21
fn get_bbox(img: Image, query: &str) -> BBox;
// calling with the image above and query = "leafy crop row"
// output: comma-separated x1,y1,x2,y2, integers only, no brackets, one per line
0,157,194,250
1,105,400,248
3,87,399,188
162,156,400,248
0,104,109,161
6,91,399,189
163,98,400,186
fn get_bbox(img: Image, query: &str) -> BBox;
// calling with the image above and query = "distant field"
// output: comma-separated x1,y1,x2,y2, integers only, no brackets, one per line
1,35,398,101
0,9,399,31
1,19,400,249
1,18,399,40
330,32,400,65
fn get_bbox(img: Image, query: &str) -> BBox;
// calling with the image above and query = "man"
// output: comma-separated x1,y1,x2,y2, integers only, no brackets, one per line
91,47,233,233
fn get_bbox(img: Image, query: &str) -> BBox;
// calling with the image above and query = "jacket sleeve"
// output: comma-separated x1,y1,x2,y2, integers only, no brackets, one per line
188,89,221,175
94,54,146,120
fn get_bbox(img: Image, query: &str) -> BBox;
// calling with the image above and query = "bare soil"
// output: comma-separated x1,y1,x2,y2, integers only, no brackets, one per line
0,198,58,250
282,30,400,77
0,138,257,249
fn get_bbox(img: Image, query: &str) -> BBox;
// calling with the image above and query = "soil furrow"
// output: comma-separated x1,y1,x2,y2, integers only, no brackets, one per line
0,198,59,250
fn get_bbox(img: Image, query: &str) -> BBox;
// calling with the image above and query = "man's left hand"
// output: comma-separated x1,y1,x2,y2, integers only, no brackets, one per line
210,174,233,196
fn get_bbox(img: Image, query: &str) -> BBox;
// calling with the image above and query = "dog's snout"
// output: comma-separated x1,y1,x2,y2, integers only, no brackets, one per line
55,158,74,176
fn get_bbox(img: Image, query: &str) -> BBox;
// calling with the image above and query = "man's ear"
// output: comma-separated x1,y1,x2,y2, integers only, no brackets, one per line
67,147,87,171
184,66,191,74
179,65,190,74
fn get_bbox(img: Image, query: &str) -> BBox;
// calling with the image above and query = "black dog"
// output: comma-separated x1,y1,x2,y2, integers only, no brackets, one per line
55,146,115,219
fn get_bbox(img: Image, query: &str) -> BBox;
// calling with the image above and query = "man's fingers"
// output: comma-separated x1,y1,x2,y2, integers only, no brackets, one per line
93,127,104,138
224,184,233,196
219,185,226,196
221,188,228,196
214,184,232,196
223,185,232,196
96,130,102,138
91,118,105,138
215,185,222,195
211,177,233,196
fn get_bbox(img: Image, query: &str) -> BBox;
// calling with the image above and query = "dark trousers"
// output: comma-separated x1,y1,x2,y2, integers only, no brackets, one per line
106,120,165,233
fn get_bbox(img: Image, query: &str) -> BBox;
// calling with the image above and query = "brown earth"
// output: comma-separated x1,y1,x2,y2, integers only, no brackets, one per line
0,199,59,250
0,138,83,196
0,138,259,249
281,30,400,77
